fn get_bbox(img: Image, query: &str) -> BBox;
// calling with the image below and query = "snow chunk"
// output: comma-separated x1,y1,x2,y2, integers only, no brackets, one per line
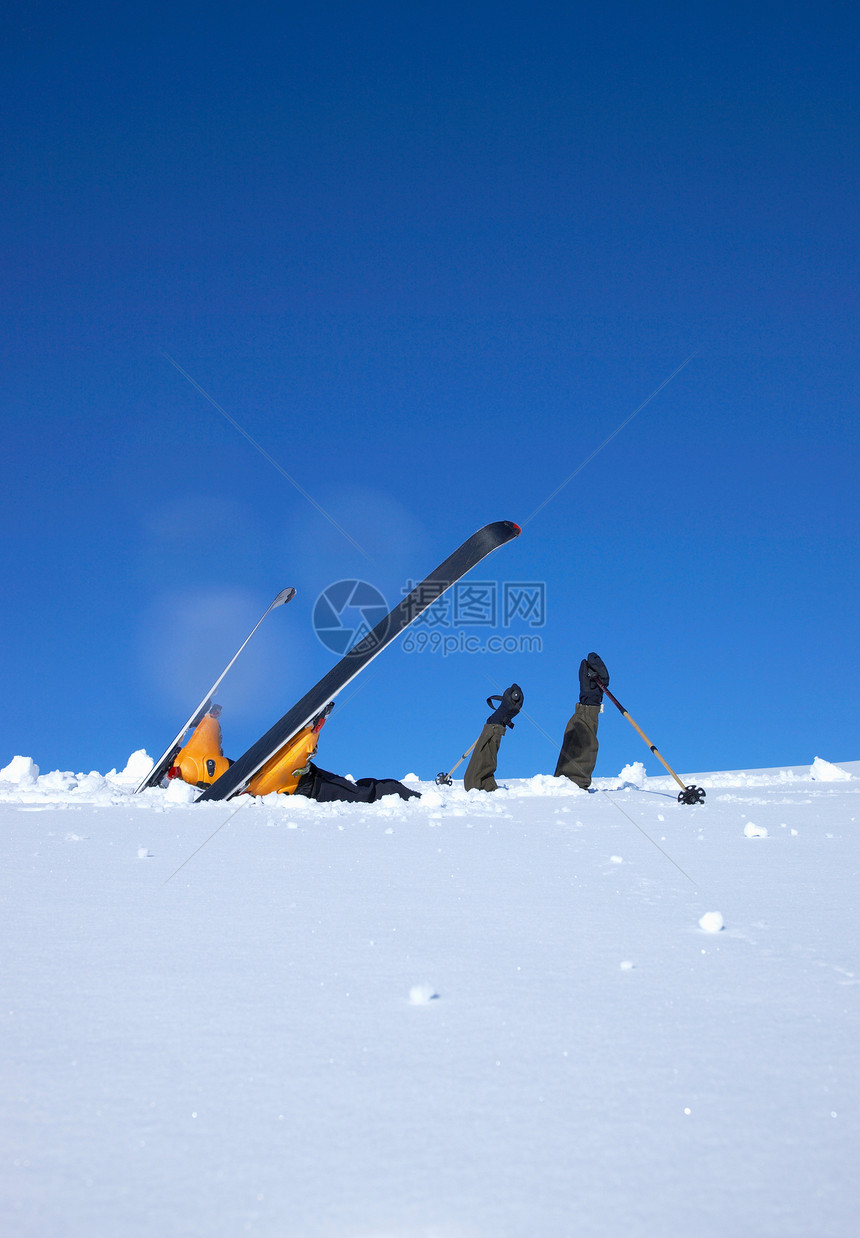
617,761,647,789
74,771,108,795
414,786,445,808
698,911,725,933
1,755,40,786
38,769,78,792
409,984,438,1005
810,757,852,782
108,750,153,786
744,822,768,838
165,778,197,804
515,773,585,795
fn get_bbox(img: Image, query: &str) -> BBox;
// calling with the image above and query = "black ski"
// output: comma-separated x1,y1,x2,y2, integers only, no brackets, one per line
136,587,297,792
197,521,521,802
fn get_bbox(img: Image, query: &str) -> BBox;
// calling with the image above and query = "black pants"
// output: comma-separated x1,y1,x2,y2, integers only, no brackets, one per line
294,763,420,804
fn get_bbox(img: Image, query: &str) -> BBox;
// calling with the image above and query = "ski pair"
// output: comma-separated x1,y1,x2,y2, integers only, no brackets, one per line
138,521,520,800
197,520,521,801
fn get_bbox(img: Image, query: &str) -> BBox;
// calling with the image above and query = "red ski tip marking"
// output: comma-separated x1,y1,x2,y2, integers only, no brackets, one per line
512,523,521,534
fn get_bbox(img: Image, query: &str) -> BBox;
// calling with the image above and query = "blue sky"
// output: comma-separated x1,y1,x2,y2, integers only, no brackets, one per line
2,1,857,783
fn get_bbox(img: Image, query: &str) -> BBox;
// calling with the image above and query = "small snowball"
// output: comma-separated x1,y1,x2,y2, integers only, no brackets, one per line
620,960,635,971
698,911,725,934
0,756,40,786
810,757,852,782
409,984,438,1005
137,848,153,859
744,822,768,838
610,855,623,864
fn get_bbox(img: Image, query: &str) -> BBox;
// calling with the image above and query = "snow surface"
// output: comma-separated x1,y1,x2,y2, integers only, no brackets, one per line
1,754,858,1237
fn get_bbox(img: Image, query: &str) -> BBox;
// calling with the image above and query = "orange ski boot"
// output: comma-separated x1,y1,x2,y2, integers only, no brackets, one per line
168,707,231,789
246,705,332,796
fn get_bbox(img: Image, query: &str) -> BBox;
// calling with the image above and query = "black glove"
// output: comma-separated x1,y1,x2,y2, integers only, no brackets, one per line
579,654,608,706
486,683,523,729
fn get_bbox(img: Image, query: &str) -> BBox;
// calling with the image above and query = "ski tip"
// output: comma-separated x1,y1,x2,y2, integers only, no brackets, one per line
493,520,520,538
480,520,521,546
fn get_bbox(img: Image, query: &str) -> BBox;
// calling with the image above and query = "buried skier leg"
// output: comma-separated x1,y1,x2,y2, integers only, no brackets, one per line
463,683,523,792
554,654,608,790
244,720,325,797
244,708,419,802
294,764,419,803
166,692,420,803
463,724,506,791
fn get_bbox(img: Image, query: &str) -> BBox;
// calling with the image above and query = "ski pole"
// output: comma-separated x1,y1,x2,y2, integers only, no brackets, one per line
435,738,479,786
136,586,297,794
592,672,706,805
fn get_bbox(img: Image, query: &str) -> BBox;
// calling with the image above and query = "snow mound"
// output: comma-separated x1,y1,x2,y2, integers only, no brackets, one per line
74,771,109,796
693,768,802,788
0,754,153,807
1,755,40,786
38,769,79,792
810,757,852,781
617,761,647,789
108,749,153,786
509,773,585,796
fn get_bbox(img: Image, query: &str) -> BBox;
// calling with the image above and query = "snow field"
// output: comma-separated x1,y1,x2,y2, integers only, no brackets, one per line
1,754,858,1237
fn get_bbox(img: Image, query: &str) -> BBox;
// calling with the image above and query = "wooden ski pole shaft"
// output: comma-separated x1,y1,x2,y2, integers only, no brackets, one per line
597,680,705,804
